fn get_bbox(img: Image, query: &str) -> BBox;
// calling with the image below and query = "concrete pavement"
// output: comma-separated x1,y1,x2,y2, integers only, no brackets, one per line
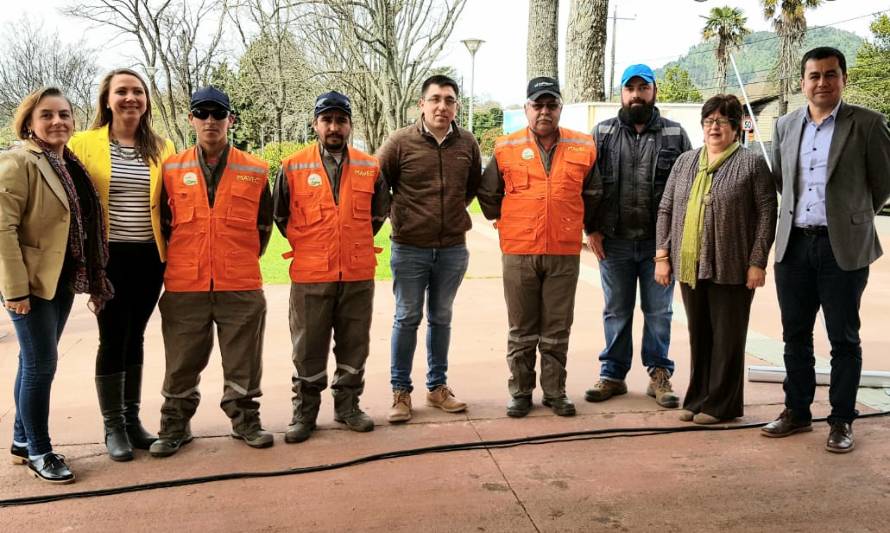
1,213,889,532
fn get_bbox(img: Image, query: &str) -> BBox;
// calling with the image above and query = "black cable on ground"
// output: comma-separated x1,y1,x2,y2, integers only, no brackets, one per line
2,410,888,508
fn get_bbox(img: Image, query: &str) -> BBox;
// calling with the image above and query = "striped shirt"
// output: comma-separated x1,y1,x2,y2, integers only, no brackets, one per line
108,143,153,242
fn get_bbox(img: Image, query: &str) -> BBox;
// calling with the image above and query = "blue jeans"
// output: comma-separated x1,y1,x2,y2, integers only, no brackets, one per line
775,230,868,425
598,238,674,380
390,242,469,392
6,288,74,456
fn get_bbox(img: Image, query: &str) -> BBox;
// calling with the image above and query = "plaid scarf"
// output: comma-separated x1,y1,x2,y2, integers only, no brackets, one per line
32,138,114,312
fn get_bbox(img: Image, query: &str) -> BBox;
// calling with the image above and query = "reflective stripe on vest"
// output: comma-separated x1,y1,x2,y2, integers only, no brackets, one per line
493,127,596,255
282,144,380,283
162,146,269,292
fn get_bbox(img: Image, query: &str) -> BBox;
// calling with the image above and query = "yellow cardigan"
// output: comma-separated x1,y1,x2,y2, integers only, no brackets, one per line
69,125,175,261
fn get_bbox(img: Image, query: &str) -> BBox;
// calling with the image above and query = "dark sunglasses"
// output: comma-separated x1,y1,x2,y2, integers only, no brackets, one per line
191,108,230,120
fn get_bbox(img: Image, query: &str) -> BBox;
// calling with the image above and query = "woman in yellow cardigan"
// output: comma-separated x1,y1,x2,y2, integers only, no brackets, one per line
69,68,175,462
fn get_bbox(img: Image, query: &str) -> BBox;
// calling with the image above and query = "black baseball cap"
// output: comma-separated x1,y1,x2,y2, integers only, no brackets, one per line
527,77,561,100
314,91,352,117
190,86,232,111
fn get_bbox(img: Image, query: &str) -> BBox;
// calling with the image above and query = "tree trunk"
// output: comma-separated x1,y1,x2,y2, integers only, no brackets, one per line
564,0,608,103
527,0,560,80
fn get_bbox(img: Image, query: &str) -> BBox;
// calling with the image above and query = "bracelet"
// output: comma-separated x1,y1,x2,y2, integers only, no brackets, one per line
653,256,670,263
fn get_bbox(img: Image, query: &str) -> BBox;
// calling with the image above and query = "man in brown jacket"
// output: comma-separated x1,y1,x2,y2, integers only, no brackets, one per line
376,74,482,423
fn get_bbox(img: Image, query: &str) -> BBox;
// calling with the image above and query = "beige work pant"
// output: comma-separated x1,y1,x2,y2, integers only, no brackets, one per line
157,290,266,438
288,280,374,424
502,254,580,399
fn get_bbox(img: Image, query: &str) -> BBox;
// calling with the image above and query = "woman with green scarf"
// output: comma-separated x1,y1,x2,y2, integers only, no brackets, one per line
654,94,777,425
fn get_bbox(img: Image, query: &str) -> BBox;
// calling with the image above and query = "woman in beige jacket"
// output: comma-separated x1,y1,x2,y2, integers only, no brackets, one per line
0,87,112,483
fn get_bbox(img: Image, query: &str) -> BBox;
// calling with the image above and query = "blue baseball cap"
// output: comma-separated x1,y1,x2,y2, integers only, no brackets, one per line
190,86,232,111
314,91,352,117
621,64,656,87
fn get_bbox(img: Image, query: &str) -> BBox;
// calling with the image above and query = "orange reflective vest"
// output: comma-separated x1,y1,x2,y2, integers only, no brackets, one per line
281,144,379,283
493,127,596,255
162,146,269,292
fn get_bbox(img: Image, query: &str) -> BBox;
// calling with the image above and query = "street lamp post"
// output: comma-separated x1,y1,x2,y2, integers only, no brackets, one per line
461,38,484,134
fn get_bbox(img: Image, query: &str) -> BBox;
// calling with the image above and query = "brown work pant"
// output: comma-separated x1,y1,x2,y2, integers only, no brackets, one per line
502,254,580,399
157,290,266,438
680,281,754,419
288,280,374,424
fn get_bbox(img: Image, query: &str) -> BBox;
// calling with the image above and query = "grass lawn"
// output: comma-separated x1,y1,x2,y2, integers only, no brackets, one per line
261,223,393,284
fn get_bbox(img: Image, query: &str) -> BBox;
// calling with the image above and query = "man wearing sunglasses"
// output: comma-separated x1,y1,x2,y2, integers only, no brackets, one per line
478,77,600,418
273,91,389,443
376,74,482,423
585,64,691,409
150,86,274,457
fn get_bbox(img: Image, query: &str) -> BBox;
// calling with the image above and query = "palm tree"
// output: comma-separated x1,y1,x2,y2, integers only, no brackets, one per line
702,6,751,94
762,0,823,116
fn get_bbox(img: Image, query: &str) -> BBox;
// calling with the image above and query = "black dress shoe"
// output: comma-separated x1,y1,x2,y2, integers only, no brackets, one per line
149,434,193,458
10,443,28,465
506,396,533,418
761,409,812,438
543,395,577,417
28,452,75,484
826,422,855,453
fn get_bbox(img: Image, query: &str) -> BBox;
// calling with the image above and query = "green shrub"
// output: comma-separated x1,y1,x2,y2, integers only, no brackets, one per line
253,141,309,183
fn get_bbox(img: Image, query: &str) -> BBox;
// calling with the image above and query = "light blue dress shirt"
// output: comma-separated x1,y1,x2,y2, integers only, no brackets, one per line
793,101,841,227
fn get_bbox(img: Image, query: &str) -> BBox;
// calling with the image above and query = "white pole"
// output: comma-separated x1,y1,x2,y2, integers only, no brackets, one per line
469,52,476,133
748,365,890,389
729,53,772,172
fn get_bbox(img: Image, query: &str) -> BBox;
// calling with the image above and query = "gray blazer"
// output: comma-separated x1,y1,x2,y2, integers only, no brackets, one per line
772,102,890,271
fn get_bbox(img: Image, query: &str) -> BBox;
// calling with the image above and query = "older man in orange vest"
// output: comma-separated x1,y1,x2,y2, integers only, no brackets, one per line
273,92,389,443
150,87,274,457
478,77,600,418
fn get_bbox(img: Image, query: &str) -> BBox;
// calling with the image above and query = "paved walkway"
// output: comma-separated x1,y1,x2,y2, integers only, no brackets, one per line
2,214,890,532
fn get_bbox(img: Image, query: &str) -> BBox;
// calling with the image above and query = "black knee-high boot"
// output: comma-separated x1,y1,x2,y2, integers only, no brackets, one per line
96,372,134,461
123,364,157,449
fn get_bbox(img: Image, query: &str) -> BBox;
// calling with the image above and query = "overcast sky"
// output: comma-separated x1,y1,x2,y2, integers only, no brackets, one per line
3,0,888,106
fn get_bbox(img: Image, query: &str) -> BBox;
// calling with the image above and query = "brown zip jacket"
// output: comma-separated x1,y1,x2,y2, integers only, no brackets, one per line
376,119,482,248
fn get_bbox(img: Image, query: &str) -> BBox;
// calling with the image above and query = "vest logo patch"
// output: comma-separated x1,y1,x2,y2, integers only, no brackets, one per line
354,169,375,177
521,148,535,161
307,173,323,187
236,175,261,183
182,172,198,186
566,146,587,153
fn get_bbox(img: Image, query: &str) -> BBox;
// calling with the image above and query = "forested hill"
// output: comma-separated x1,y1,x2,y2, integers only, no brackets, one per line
656,27,863,93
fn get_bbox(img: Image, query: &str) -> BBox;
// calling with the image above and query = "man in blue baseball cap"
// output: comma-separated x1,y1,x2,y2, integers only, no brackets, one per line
585,64,692,408
150,86,275,457
273,90,389,443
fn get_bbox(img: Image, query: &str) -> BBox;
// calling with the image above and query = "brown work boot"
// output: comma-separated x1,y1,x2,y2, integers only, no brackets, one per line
387,390,412,423
584,379,627,402
426,385,467,413
647,368,680,408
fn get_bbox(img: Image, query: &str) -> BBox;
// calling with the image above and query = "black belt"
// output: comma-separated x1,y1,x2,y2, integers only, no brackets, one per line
792,225,828,236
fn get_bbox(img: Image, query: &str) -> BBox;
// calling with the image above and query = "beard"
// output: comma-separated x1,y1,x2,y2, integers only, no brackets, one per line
621,99,655,125
323,136,345,152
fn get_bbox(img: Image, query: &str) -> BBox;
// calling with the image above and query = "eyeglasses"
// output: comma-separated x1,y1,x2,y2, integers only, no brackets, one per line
191,108,230,120
424,96,458,107
702,118,732,128
528,102,561,111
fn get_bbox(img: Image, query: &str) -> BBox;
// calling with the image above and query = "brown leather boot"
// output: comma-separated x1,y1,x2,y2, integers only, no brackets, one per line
647,368,680,408
387,390,412,423
426,385,467,413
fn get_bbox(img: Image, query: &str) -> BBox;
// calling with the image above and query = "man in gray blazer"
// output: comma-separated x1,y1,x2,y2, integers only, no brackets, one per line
762,47,890,453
